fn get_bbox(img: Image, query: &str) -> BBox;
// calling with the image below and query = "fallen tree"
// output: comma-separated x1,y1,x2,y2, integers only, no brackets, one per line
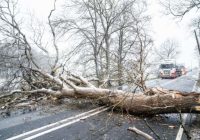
1,67,200,116
0,0,199,116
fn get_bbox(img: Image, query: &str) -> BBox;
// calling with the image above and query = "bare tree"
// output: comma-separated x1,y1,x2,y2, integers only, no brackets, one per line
0,0,39,69
0,0,60,91
0,0,42,91
161,0,200,18
55,0,152,89
54,0,105,85
124,29,153,92
155,39,179,60
160,0,200,34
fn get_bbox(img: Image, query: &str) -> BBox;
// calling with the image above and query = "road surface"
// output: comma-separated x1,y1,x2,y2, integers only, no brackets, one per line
0,70,199,140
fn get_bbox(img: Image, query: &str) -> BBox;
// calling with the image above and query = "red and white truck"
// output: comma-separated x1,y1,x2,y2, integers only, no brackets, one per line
159,59,182,79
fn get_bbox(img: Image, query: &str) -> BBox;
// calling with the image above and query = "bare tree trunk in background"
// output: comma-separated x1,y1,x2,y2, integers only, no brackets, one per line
91,0,101,86
48,0,59,75
194,30,200,81
117,29,124,88
138,32,147,91
105,32,111,86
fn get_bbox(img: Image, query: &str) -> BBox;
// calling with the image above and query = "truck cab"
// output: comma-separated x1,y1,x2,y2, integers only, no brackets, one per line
159,59,179,79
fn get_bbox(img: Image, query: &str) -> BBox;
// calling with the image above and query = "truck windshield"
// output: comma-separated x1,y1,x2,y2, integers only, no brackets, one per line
160,64,174,69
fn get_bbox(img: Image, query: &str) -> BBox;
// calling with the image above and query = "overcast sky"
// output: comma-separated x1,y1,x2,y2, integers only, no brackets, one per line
19,0,199,68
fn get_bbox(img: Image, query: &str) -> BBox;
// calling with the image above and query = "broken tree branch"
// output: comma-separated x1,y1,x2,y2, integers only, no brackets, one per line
128,126,155,140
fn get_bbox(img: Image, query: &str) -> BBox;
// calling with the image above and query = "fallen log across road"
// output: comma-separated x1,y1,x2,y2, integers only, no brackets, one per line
1,68,200,116
5,86,200,116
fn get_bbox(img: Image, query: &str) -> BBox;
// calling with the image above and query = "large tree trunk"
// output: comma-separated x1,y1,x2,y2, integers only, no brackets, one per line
53,87,200,115
2,68,200,116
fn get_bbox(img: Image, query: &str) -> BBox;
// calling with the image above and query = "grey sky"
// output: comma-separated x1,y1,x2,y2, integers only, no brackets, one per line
20,0,199,68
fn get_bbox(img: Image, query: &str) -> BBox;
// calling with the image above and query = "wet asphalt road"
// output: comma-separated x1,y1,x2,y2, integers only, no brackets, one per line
0,70,199,140
146,69,198,92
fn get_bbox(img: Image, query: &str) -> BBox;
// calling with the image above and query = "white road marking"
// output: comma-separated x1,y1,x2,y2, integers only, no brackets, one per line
23,107,109,140
7,106,108,140
175,114,188,140
175,80,197,140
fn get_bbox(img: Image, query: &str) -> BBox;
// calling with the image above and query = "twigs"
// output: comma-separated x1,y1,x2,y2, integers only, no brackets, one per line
0,92,17,99
128,126,155,140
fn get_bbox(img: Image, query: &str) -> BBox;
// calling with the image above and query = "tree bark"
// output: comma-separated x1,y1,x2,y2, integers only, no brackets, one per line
53,87,200,115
